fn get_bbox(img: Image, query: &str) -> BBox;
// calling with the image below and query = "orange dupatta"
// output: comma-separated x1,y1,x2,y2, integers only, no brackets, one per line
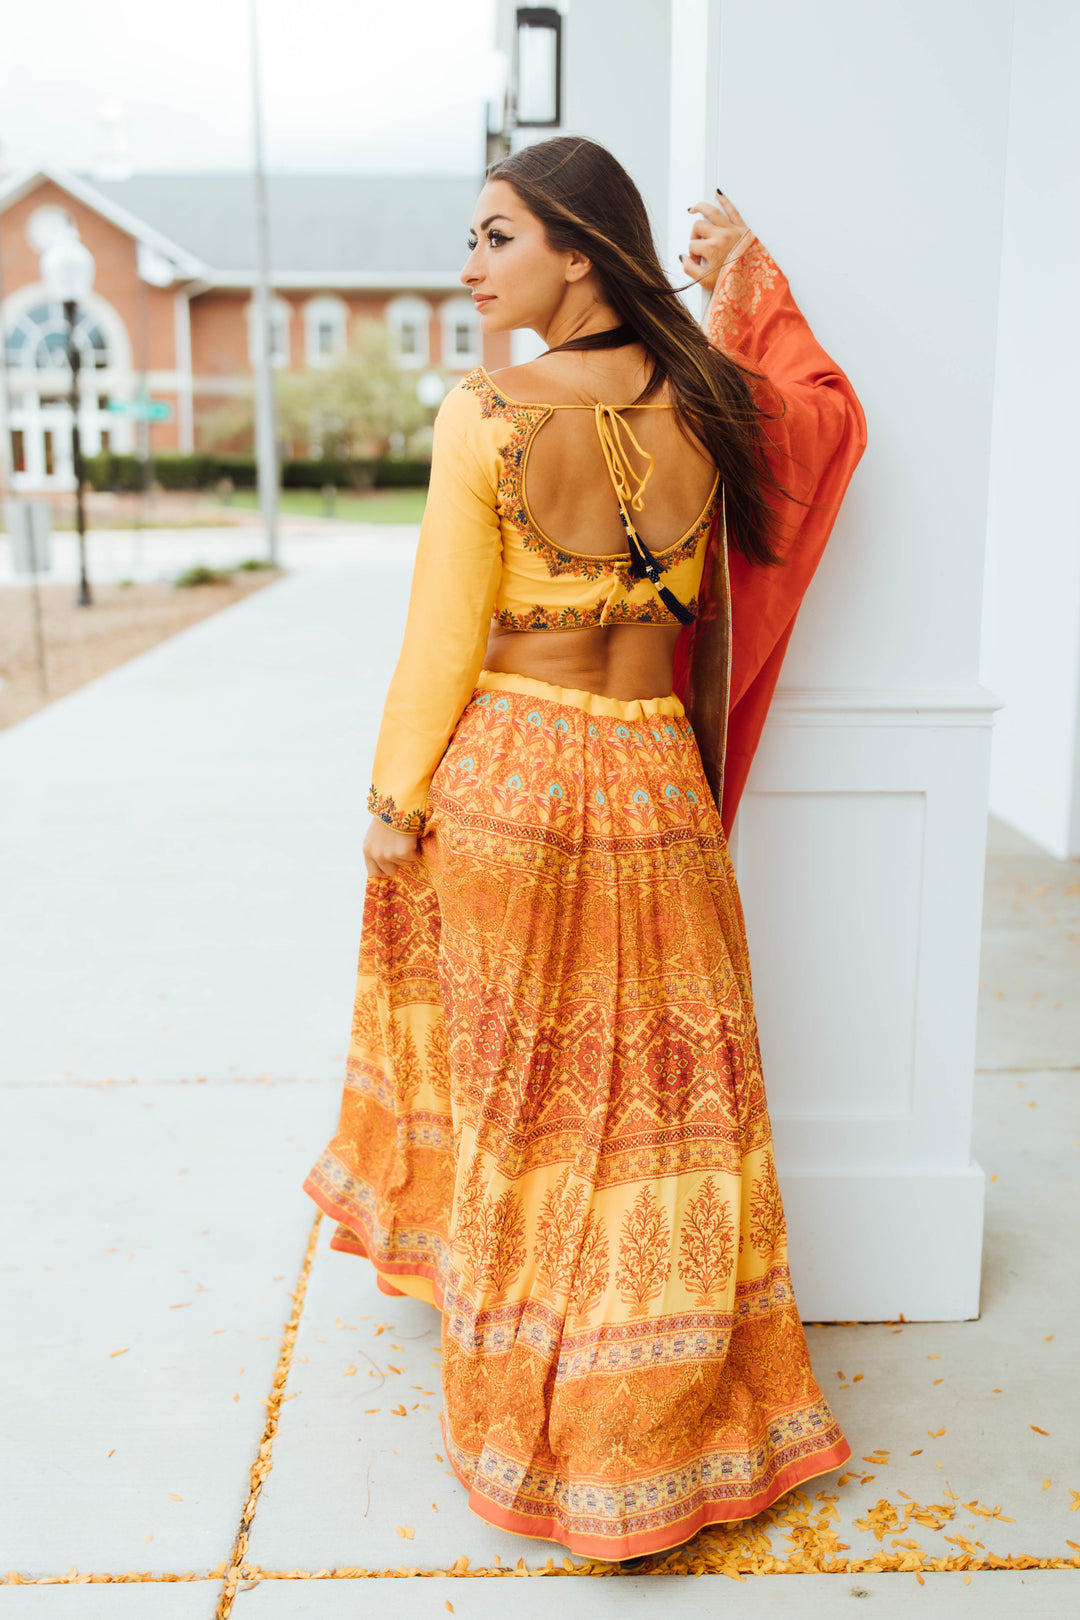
673,233,868,837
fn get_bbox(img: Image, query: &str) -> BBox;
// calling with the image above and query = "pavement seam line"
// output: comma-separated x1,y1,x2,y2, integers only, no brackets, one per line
5,1552,1080,1586
232,1551,1080,1580
214,1208,323,1619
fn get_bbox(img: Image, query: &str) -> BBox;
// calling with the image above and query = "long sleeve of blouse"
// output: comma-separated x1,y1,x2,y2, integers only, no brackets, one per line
367,385,502,834
695,231,867,832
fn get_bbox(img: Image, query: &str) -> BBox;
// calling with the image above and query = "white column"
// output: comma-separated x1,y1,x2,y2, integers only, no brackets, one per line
508,0,1011,1316
982,0,1080,859
698,0,1014,1319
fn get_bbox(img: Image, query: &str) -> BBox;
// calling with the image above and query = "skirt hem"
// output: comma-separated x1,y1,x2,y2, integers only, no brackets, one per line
437,1411,851,1562
301,1175,443,1309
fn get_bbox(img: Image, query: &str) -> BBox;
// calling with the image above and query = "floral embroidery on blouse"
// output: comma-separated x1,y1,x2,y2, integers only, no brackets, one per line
460,369,598,578
368,783,426,835
495,594,700,634
705,234,779,353
461,367,715,591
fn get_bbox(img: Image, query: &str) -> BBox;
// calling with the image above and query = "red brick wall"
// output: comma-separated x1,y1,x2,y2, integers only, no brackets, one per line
1,178,184,450
2,178,514,464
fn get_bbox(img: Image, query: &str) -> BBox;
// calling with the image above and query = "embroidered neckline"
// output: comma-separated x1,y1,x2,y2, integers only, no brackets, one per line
461,367,719,583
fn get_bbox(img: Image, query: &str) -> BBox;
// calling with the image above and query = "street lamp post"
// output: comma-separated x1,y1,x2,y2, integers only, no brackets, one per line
41,230,96,606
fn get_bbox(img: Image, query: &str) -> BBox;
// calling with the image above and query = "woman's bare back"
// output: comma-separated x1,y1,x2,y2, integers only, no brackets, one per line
482,346,716,699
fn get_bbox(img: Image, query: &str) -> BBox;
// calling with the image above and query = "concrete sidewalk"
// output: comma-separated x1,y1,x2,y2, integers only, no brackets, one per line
1,558,1077,1616
0,519,415,587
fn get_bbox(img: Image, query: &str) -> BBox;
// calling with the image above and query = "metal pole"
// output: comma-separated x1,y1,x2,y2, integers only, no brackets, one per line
134,264,151,576
249,0,279,566
64,298,92,606
0,212,13,500
0,216,48,692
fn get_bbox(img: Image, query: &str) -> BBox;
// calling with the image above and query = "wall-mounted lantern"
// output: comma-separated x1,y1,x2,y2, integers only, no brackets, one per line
513,8,563,129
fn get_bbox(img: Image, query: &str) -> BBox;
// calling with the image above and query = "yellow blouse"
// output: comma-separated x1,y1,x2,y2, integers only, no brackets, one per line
368,365,721,834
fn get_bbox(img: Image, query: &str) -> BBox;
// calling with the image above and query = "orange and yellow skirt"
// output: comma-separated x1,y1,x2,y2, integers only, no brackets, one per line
303,669,849,1559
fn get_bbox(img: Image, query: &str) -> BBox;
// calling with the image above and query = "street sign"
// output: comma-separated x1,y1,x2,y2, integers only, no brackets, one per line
107,398,174,422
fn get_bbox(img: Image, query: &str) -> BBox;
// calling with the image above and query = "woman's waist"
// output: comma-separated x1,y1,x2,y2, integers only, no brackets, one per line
480,621,683,711
473,667,685,723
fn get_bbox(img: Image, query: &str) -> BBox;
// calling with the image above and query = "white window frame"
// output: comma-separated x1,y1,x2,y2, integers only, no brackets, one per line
246,296,291,369
303,295,348,368
385,296,431,369
440,296,483,370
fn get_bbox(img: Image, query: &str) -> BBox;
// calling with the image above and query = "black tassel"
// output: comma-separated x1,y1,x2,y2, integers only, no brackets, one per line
624,525,695,624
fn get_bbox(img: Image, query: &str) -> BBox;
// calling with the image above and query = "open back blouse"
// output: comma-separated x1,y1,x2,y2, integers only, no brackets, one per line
368,370,723,834
368,231,868,838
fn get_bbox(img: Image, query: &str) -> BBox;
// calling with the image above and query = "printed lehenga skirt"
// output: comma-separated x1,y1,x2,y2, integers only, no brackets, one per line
303,668,849,1559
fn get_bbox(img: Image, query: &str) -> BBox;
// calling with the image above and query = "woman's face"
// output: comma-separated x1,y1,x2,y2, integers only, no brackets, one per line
460,179,590,337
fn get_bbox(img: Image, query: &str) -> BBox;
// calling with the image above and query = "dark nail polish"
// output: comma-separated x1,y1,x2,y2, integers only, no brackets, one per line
716,187,724,196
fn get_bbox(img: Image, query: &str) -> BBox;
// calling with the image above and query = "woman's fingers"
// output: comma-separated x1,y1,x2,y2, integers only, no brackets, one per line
365,853,408,878
718,193,746,229
688,199,727,227
688,192,748,232
362,817,421,880
679,252,712,281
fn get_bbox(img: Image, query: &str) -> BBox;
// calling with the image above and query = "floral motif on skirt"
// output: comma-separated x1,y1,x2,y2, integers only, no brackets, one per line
303,669,849,1558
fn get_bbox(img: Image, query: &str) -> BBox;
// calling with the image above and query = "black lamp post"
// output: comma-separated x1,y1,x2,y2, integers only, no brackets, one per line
40,230,96,606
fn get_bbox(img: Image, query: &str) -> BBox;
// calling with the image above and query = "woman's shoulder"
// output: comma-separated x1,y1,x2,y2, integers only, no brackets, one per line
479,350,662,409
434,368,525,433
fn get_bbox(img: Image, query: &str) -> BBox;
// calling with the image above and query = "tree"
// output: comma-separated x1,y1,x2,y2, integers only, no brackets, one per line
199,319,440,459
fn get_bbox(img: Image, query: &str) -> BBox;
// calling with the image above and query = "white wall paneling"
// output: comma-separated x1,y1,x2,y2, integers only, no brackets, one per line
735,693,997,1320
982,0,1080,858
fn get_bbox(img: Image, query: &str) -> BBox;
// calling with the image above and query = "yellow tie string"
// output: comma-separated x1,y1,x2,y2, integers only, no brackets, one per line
591,402,657,625
593,402,655,523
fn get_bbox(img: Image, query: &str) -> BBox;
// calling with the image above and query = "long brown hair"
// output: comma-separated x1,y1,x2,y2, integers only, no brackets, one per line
487,136,789,567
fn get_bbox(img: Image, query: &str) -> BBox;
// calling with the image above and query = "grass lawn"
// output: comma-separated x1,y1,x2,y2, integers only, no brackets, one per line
225,487,428,524
0,487,428,533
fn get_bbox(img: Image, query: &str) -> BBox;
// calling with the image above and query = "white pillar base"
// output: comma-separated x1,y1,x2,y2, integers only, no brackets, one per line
734,691,998,1321
783,1165,986,1323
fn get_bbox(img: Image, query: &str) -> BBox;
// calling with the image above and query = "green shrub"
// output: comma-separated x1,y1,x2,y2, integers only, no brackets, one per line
373,457,431,489
84,452,142,492
174,564,231,588
84,450,430,494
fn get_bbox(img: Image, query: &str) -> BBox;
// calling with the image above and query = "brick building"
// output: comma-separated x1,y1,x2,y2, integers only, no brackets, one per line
0,166,509,491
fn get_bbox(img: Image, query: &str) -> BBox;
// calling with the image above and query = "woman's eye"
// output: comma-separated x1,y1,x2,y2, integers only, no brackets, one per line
466,230,510,252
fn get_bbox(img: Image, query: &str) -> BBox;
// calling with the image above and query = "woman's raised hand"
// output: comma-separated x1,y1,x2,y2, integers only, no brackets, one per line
363,817,421,879
680,192,753,294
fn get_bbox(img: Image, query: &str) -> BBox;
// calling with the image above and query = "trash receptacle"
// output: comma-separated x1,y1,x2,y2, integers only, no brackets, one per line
5,498,53,575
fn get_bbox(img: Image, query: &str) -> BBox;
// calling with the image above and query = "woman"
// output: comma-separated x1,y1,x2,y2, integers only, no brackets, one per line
303,136,867,1562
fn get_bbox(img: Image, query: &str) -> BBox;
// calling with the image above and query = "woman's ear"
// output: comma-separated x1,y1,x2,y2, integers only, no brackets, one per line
565,248,594,285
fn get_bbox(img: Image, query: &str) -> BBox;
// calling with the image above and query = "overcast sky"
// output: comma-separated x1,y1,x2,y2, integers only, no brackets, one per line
0,0,497,177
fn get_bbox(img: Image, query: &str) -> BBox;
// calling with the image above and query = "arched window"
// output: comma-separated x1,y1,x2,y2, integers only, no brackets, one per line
304,295,348,367
440,296,483,369
4,301,110,371
385,296,431,369
246,297,292,369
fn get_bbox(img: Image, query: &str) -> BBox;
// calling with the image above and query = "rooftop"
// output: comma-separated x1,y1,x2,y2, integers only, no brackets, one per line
89,173,481,278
